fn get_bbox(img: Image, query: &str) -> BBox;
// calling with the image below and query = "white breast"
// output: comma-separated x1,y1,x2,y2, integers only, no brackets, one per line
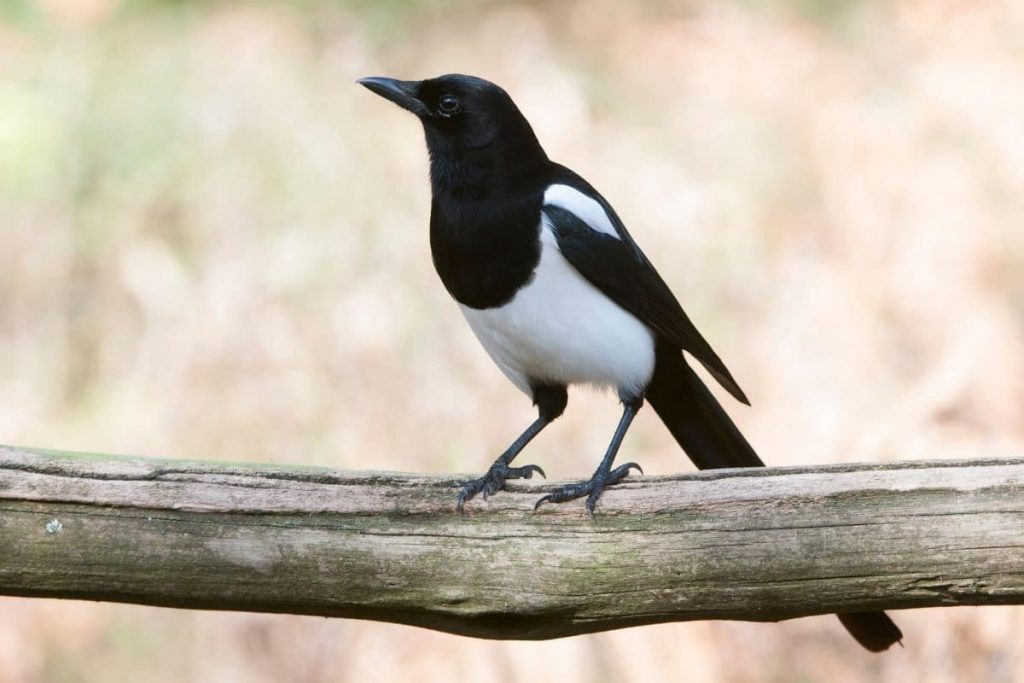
460,218,656,398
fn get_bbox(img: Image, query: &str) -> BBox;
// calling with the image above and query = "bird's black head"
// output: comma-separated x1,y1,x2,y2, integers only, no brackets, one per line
358,74,548,192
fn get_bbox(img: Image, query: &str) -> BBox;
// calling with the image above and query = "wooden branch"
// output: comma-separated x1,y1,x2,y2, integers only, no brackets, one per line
2,444,1023,639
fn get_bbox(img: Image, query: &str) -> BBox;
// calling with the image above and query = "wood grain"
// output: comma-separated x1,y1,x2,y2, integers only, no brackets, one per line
2,445,1023,639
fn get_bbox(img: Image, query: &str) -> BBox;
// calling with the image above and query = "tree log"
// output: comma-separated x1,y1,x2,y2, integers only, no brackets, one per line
1,445,1023,639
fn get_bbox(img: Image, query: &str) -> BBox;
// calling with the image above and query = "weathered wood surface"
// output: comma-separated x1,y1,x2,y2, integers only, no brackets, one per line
1,445,1023,639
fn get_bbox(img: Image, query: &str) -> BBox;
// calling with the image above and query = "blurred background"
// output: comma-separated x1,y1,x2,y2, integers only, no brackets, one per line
2,0,1024,680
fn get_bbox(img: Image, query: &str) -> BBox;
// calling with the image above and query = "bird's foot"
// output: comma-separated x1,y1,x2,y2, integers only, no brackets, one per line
534,462,642,514
456,461,546,511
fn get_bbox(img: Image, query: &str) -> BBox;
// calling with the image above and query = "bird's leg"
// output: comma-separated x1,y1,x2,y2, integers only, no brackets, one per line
535,396,644,514
456,418,548,511
456,384,567,511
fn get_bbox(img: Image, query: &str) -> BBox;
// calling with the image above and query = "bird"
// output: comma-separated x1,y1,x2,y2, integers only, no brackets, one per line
358,73,902,651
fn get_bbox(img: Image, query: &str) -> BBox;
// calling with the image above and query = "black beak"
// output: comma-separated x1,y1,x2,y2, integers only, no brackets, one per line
357,77,430,117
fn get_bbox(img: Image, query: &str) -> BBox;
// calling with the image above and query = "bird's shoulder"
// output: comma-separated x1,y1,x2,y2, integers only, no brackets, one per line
540,163,750,405
541,164,644,256
539,163,669,307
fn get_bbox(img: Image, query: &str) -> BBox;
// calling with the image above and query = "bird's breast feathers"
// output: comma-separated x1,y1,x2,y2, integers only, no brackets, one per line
459,185,655,396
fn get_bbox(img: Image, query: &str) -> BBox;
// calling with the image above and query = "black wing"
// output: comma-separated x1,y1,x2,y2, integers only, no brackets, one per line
543,167,749,405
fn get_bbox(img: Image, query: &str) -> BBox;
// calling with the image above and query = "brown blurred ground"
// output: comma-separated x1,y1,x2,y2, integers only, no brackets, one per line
2,0,1024,681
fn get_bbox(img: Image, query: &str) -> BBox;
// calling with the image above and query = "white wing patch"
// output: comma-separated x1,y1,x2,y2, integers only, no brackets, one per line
543,184,621,240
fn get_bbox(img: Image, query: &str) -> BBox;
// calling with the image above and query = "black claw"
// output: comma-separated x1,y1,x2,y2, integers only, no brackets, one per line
609,462,642,482
532,461,645,512
456,459,545,510
509,464,545,480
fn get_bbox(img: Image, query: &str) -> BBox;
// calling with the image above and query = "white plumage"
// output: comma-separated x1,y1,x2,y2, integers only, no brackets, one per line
542,184,620,239
460,214,655,398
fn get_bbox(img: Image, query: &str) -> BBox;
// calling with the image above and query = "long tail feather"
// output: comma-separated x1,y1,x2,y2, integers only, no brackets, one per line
644,342,902,652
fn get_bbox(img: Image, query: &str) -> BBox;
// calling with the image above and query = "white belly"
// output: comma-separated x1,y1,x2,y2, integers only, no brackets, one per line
460,220,656,398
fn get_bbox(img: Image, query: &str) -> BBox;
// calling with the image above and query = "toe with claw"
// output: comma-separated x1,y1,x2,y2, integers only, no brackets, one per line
456,462,546,511
534,462,642,514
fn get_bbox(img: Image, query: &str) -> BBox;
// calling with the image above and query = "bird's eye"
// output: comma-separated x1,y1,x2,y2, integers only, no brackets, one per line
438,93,462,116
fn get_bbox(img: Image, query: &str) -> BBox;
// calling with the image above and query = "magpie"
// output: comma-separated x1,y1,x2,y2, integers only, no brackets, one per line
358,73,902,651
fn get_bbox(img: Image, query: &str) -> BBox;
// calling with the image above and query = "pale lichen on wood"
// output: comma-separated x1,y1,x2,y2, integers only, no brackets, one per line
2,445,1023,639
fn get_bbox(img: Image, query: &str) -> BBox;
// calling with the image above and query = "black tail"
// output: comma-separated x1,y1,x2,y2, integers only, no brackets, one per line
644,343,902,652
